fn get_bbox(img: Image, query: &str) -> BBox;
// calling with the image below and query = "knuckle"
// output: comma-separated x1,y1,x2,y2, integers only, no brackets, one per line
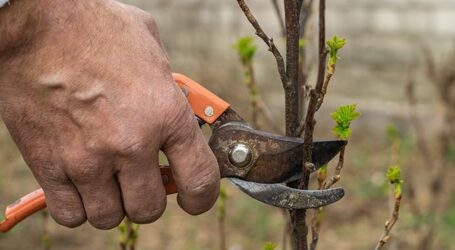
62,151,102,182
185,167,219,200
87,208,124,230
51,208,86,228
127,197,166,224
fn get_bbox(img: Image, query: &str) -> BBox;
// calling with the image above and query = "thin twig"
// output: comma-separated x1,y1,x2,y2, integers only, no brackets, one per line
375,192,402,250
323,146,345,189
301,0,326,189
241,58,260,127
271,0,286,37
236,0,288,89
297,0,314,119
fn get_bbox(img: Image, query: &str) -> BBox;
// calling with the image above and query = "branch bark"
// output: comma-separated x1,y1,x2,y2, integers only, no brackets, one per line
375,192,402,250
290,0,326,249
284,0,302,137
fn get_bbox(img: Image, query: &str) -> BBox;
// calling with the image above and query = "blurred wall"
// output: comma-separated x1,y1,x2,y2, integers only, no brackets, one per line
119,0,455,139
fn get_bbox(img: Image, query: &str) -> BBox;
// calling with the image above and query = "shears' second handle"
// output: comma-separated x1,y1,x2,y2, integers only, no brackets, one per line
173,73,229,124
0,74,229,233
0,167,177,233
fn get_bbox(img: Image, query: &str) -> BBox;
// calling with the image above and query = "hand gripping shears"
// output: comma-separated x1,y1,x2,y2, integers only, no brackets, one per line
0,73,346,232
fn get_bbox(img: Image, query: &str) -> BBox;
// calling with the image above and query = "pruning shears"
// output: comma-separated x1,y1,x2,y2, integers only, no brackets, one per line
0,73,346,232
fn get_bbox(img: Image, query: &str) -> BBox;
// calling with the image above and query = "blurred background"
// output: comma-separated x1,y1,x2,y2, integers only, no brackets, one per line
0,0,454,249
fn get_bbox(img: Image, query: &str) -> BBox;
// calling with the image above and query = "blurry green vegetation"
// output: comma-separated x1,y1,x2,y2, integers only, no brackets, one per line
232,36,257,63
233,36,260,127
441,198,455,245
385,125,411,150
216,185,227,250
262,242,276,250
445,144,455,163
118,219,139,250
217,185,228,220
298,38,306,49
232,196,281,242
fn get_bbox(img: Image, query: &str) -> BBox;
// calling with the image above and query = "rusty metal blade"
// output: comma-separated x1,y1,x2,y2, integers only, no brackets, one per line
229,178,344,209
210,121,346,183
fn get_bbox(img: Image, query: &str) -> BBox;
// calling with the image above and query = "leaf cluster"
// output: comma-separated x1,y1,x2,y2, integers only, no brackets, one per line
233,36,257,63
326,35,346,71
387,165,403,197
330,104,361,140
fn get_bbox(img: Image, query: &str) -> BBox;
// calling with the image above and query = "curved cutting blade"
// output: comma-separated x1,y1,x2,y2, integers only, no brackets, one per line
209,120,346,183
229,178,344,209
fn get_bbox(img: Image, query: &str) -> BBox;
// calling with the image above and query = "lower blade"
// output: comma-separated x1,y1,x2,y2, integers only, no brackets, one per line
229,178,344,209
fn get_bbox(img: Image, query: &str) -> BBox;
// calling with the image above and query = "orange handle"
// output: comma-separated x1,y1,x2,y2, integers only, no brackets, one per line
0,167,177,233
0,73,229,233
172,73,229,124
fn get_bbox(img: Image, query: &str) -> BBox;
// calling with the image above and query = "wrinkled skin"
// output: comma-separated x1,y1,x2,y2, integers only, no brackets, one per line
0,0,220,229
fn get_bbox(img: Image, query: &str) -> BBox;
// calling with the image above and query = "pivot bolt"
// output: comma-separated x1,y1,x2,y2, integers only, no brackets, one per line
229,143,252,168
204,106,214,117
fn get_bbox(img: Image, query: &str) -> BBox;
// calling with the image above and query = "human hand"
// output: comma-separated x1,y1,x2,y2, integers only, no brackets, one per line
0,0,219,229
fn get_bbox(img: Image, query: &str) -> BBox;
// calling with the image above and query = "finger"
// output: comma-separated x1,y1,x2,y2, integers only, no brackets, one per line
162,105,220,215
67,161,124,230
29,162,86,228
116,151,167,224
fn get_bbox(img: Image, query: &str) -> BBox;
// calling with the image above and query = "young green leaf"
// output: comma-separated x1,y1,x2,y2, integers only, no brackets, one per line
232,36,257,62
387,165,403,197
387,165,402,184
330,104,361,140
326,35,346,73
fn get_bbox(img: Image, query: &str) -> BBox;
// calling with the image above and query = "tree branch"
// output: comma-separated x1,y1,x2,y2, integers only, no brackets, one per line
284,0,302,136
289,1,326,250
375,193,402,250
236,0,288,89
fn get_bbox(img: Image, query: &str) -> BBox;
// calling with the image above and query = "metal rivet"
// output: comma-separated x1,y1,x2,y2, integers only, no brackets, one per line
229,143,252,168
204,106,214,117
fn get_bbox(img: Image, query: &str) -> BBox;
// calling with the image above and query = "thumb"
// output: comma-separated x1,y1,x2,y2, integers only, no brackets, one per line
161,99,220,215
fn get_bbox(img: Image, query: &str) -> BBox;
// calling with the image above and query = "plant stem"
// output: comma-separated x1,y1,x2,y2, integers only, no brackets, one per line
290,1,326,249
375,192,402,250
236,0,287,88
41,210,51,250
242,59,259,127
